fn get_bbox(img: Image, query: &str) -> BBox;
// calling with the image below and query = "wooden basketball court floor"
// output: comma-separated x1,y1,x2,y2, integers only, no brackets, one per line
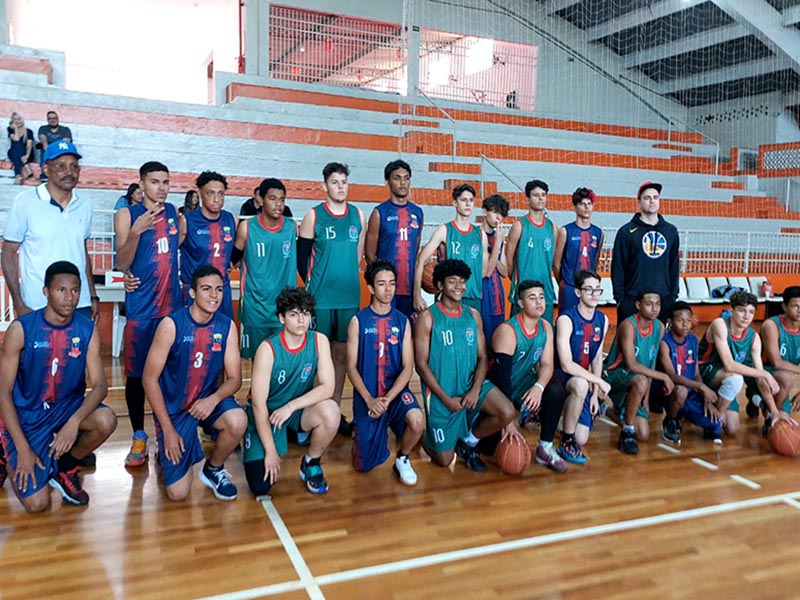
3,352,800,600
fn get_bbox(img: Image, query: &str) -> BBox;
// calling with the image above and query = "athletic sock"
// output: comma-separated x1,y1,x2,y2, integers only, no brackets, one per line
623,424,635,434
560,430,574,442
461,432,480,447
58,451,79,473
304,455,320,466
752,394,763,407
538,440,553,450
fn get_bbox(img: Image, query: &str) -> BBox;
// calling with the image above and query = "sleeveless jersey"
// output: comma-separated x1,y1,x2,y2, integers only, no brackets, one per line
765,315,800,367
510,214,555,303
353,306,408,398
265,331,319,412
606,315,662,371
307,203,362,309
559,222,602,291
125,202,181,320
180,209,236,287
240,215,297,330
12,310,94,427
424,302,480,398
699,316,755,368
158,307,231,416
481,229,505,317
663,330,699,380
557,307,606,370
374,200,424,296
505,313,548,403
444,221,482,303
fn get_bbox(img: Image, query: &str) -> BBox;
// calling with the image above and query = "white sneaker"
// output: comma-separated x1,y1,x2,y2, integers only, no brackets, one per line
393,455,418,486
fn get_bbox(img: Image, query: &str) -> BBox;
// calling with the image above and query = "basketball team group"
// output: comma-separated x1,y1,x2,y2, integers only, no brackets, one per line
2,143,800,514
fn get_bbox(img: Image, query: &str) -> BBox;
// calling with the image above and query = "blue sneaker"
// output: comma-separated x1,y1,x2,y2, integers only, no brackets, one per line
199,461,238,501
557,436,587,464
299,457,328,494
518,406,540,427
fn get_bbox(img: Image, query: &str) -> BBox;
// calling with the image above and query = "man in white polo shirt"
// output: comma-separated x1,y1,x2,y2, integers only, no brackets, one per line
1,140,99,320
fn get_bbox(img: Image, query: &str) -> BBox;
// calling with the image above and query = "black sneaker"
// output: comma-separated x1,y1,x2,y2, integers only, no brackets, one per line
745,392,762,419
299,457,329,494
661,417,682,445
455,439,487,472
761,413,773,439
78,452,97,468
618,429,639,455
337,416,353,437
49,467,90,505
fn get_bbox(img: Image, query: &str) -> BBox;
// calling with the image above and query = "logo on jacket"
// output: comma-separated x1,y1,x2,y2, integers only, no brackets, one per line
641,231,667,259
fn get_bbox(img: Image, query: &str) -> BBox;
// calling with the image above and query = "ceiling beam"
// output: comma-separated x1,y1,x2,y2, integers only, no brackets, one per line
783,4,800,27
587,0,700,42
654,55,789,95
546,0,582,15
624,23,749,68
711,0,800,76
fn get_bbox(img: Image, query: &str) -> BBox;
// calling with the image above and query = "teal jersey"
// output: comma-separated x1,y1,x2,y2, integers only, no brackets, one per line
505,313,548,405
605,315,662,371
699,316,755,368
424,302,480,399
765,315,800,367
510,215,555,303
308,203,362,309
239,215,297,331
444,221,482,303
265,331,319,412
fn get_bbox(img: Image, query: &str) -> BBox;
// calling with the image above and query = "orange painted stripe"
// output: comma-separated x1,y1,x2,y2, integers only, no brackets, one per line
393,118,440,128
652,143,693,152
428,162,482,174
711,181,745,190
0,55,52,84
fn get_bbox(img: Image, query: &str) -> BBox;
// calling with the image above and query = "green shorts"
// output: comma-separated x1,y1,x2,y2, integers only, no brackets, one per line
605,368,649,420
314,307,358,343
240,322,283,360
242,402,304,461
423,379,494,452
744,368,792,413
462,297,482,313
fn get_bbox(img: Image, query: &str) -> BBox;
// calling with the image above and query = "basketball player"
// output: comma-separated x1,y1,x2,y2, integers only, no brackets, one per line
491,279,567,473
142,266,245,501
232,178,297,360
114,161,181,468
179,171,237,317
698,291,792,437
413,184,499,313
414,259,516,472
554,269,611,463
243,287,340,495
505,179,558,324
553,187,603,313
364,160,424,318
479,194,509,345
346,260,424,484
752,286,800,420
0,261,117,512
298,162,366,435
605,291,672,454
657,302,724,444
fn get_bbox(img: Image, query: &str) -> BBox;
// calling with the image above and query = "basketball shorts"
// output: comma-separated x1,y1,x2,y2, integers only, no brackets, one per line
352,388,420,473
481,313,505,349
124,317,163,377
240,322,283,360
314,307,358,343
242,402,305,461
1,401,108,498
155,397,243,486
462,297,481,313
392,294,414,319
606,368,649,420
679,389,721,432
423,380,494,452
743,368,791,413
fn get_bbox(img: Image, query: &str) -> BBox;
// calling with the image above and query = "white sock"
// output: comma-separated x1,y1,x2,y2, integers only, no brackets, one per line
752,394,762,407
461,432,479,447
539,441,553,450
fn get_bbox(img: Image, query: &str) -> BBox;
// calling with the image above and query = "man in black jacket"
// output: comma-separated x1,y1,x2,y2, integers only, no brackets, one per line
611,182,680,323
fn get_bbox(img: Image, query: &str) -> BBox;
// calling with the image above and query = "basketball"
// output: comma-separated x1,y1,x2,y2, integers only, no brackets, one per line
421,257,438,294
767,420,800,457
495,437,532,475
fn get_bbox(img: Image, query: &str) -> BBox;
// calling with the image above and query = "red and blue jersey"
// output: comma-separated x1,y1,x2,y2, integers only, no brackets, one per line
180,209,236,287
125,202,181,320
663,330,698,380
374,200,424,296
481,229,505,317
559,222,602,310
158,307,231,416
12,309,94,427
557,307,606,370
353,306,408,399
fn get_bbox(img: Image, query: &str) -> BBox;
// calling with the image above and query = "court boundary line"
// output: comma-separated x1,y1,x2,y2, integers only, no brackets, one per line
199,490,800,600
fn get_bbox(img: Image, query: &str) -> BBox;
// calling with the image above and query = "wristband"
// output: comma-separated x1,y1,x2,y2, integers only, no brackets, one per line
534,382,545,392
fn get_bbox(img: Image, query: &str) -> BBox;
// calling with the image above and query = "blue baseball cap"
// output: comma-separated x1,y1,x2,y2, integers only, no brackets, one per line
43,140,82,162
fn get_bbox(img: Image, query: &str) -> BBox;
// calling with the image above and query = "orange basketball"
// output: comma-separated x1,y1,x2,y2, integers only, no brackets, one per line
495,437,532,475
767,420,800,457
421,257,438,294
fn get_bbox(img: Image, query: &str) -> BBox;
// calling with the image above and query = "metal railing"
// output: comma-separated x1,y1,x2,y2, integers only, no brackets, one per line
479,154,524,200
667,116,721,176
414,85,457,161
